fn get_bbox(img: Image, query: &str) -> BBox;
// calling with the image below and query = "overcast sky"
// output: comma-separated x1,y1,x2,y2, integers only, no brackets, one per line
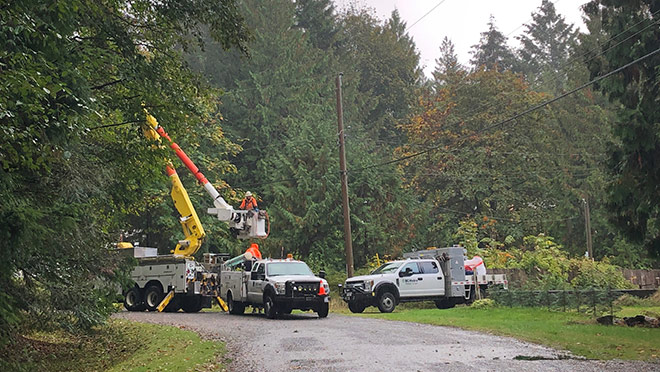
334,0,591,77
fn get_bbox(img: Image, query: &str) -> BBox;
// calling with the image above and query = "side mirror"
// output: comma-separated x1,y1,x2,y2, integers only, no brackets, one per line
318,270,326,279
399,268,413,277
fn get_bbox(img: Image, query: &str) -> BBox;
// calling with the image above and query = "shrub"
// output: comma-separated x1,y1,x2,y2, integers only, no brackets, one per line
471,298,496,309
569,258,635,289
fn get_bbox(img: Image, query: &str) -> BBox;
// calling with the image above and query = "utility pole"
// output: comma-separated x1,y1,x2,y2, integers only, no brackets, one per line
336,73,354,277
583,196,593,260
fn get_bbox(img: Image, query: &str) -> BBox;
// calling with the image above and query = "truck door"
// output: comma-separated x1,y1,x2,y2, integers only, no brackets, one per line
397,262,423,297
419,260,445,296
247,263,266,303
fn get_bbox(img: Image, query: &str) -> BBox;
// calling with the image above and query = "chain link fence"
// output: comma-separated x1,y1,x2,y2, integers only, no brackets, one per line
488,288,627,317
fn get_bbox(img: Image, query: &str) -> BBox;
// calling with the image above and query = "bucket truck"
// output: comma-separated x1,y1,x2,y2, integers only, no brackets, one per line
118,112,267,313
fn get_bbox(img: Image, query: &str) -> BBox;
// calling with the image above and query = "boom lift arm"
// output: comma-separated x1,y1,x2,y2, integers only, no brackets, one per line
144,113,268,240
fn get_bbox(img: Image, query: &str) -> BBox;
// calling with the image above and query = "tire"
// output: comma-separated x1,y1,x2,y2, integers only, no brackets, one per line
348,301,366,313
280,306,292,315
264,293,277,319
377,291,396,313
434,298,455,309
317,302,329,318
181,296,203,313
144,285,163,312
467,286,487,305
227,293,245,315
124,287,145,312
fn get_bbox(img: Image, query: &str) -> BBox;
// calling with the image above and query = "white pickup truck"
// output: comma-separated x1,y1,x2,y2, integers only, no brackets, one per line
340,246,507,313
221,258,330,319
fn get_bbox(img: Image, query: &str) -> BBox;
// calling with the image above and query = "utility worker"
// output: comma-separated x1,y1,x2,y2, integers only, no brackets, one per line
240,191,258,211
245,243,262,260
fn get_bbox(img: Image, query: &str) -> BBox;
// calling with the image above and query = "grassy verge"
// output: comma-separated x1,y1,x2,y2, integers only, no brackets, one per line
1,319,225,372
341,305,660,361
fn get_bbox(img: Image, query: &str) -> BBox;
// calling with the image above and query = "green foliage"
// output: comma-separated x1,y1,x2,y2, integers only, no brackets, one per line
0,319,224,372
185,0,426,268
516,0,579,90
570,258,635,289
470,298,497,309
583,0,660,259
0,0,249,342
469,16,519,72
453,219,481,257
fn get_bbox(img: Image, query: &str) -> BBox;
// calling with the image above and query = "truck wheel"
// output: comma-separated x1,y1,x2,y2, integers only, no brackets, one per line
467,286,487,305
181,296,203,313
124,287,145,312
264,293,277,319
348,301,366,313
377,291,396,313
227,293,245,315
144,285,163,311
317,302,329,318
434,298,455,309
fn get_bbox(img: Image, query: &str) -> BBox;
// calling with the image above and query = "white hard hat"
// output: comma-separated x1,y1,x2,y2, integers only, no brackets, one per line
245,191,252,197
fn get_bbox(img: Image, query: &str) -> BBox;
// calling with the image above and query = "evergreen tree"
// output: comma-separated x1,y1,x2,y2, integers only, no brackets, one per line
294,0,339,50
583,0,660,259
470,16,518,72
432,36,465,89
517,0,578,90
337,9,422,147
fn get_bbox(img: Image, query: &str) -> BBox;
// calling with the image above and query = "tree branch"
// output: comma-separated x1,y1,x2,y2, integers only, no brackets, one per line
91,79,125,90
89,119,143,130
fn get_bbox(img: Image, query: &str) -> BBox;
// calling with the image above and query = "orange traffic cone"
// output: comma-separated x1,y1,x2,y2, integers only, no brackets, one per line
318,281,326,295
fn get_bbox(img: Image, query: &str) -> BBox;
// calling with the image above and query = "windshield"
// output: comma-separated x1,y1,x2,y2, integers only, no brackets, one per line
371,262,403,274
267,262,314,277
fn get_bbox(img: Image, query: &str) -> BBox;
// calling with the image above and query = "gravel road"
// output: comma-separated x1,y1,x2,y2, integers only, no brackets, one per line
114,311,658,372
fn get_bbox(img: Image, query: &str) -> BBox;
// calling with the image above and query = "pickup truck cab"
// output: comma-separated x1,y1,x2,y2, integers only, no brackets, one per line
221,259,330,319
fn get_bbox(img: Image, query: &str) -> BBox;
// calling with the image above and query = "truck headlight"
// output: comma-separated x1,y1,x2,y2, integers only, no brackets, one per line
364,280,374,292
275,282,286,294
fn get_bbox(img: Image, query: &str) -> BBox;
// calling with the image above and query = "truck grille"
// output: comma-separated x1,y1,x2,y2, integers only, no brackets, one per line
286,281,319,297
345,281,364,290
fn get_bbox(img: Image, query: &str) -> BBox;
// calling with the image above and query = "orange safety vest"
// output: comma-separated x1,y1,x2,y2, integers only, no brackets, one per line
245,244,262,259
240,196,258,210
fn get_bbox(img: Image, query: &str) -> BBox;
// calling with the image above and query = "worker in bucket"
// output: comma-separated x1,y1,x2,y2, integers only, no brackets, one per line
240,191,258,211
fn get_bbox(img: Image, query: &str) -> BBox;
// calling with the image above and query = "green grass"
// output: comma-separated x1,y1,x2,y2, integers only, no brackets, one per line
1,319,225,372
617,306,660,318
343,305,660,361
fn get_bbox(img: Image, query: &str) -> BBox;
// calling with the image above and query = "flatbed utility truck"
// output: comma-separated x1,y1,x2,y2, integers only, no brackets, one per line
119,113,267,313
339,246,507,313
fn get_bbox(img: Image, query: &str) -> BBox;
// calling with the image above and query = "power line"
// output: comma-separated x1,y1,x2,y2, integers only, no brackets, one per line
435,205,580,225
351,47,660,173
406,0,448,31
530,10,660,91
